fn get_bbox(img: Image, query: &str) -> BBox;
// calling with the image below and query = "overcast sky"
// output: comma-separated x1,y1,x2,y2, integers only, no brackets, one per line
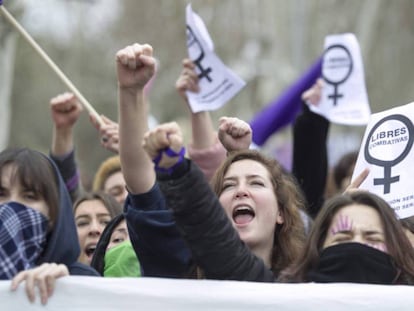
21,0,120,44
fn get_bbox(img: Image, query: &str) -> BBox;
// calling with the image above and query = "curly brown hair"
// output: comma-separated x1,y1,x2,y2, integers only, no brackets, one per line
210,149,308,275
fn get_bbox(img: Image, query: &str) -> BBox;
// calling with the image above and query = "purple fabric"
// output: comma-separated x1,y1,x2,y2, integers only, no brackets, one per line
65,169,80,192
0,1,3,6
154,147,186,175
250,57,322,146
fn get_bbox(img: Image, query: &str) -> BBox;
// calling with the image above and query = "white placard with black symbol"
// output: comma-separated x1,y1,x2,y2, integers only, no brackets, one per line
310,33,371,125
352,102,414,219
185,4,246,113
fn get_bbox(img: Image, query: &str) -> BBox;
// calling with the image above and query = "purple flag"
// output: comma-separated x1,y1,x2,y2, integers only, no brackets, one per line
250,57,322,146
0,0,3,5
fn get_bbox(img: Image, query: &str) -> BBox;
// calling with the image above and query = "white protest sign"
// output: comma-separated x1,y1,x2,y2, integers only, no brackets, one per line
185,4,246,113
310,33,371,125
352,102,414,218
2,276,414,310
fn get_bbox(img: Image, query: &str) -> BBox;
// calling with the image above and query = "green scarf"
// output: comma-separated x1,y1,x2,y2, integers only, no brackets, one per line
104,240,141,277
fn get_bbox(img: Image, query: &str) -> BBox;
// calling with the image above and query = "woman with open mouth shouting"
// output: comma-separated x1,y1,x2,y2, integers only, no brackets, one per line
73,191,122,266
142,121,308,281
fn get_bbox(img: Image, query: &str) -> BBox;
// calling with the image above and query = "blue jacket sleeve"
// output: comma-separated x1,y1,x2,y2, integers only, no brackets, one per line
124,183,193,278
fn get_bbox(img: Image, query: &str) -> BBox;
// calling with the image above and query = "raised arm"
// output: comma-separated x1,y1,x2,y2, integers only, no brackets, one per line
218,116,252,152
90,114,120,154
292,78,329,218
49,92,84,202
176,58,216,149
117,44,192,277
117,43,156,194
143,122,274,282
176,58,226,180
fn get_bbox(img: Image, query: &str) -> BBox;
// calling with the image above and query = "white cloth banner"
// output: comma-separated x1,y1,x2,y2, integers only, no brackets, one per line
185,4,246,113
352,102,414,218
1,276,414,310
310,33,371,125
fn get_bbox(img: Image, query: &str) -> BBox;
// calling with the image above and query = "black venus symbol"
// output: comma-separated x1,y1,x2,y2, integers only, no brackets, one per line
364,114,414,194
322,44,353,106
186,26,213,82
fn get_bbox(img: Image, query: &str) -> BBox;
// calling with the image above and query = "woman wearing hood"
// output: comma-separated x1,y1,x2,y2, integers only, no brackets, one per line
0,148,99,305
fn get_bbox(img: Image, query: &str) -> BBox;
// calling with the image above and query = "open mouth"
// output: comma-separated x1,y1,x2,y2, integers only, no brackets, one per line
232,205,255,225
85,244,97,258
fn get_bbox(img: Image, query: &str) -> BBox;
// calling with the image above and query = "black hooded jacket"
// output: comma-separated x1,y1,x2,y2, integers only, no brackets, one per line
37,154,99,276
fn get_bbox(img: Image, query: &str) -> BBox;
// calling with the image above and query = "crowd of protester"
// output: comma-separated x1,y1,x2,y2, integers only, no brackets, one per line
1,41,414,307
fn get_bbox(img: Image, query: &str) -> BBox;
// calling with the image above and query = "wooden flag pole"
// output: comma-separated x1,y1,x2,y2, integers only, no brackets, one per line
0,3,104,127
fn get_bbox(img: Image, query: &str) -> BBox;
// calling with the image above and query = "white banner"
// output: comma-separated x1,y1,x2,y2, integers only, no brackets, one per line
310,33,371,125
352,102,414,218
185,4,246,113
1,276,414,310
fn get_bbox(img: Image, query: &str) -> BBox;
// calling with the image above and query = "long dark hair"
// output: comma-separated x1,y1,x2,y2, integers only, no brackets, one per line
279,191,414,284
90,214,125,275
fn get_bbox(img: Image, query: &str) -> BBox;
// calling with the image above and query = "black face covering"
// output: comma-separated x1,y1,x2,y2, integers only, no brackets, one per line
307,242,399,284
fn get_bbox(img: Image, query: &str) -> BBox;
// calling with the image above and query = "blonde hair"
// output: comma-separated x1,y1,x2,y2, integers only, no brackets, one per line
92,156,122,192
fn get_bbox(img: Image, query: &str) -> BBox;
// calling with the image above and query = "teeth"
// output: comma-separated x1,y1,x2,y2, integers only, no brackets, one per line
233,205,255,218
235,205,252,212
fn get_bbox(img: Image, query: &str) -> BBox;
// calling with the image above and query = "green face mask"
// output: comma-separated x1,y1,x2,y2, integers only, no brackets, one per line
103,240,141,277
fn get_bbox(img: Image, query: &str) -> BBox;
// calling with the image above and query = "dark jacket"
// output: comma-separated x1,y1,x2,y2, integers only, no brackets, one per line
292,103,329,218
49,149,83,203
158,159,274,282
124,182,193,278
38,155,99,276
